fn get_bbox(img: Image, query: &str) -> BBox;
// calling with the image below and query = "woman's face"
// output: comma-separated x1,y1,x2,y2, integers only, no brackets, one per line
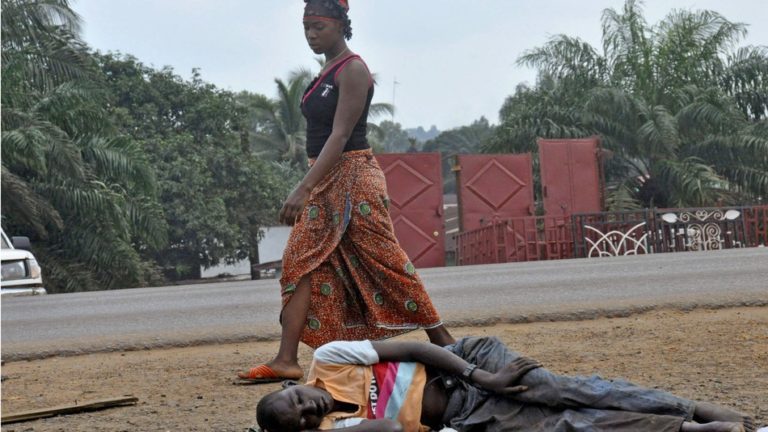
269,385,334,431
303,18,342,54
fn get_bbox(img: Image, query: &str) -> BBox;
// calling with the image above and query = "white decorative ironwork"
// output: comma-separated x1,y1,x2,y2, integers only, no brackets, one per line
584,222,649,257
660,209,741,251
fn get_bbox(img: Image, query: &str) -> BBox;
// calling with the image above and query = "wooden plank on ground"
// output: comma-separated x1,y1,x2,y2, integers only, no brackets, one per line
1,396,138,424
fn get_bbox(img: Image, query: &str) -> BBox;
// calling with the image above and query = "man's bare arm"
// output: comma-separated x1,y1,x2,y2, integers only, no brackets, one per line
371,340,539,395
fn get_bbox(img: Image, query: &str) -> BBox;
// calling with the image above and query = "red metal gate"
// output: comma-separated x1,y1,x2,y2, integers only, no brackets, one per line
744,205,768,246
456,216,573,265
455,154,535,232
376,153,445,268
538,137,604,217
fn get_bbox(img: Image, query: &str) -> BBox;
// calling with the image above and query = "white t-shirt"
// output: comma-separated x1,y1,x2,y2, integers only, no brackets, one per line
313,340,380,365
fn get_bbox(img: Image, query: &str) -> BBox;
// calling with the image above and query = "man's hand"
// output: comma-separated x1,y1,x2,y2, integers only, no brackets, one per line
307,418,403,432
279,185,311,226
472,357,541,396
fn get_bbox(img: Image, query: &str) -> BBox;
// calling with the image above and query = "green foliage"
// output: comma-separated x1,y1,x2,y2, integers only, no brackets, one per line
1,0,167,292
423,117,496,193
244,69,312,167
493,0,768,209
489,79,591,155
370,120,411,153
95,53,291,280
0,1,400,290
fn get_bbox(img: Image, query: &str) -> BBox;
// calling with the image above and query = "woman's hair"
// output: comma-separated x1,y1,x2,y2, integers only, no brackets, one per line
304,0,353,40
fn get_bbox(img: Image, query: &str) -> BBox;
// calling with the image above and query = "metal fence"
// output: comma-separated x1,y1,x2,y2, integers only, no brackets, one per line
572,210,654,258
456,216,572,265
744,205,768,247
456,205,768,265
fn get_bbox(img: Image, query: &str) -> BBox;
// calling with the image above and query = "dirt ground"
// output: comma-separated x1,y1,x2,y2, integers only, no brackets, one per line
1,306,766,432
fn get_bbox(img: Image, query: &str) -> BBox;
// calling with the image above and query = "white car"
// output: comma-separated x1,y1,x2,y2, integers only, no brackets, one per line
1,228,46,295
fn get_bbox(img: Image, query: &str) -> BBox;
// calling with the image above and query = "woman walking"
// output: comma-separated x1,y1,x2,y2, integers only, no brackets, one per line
238,0,453,383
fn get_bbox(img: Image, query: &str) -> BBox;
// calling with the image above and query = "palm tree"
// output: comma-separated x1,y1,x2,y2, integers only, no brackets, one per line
1,0,167,292
366,100,395,145
491,0,768,208
243,67,394,167
245,68,313,166
2,0,89,233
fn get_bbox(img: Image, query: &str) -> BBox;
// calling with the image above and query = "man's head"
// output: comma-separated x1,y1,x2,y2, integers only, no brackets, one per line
256,383,334,432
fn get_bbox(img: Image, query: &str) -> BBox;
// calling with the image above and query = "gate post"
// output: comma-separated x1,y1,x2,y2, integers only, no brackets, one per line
452,154,464,233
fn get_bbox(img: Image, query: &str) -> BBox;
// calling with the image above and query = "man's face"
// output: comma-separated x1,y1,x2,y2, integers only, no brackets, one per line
270,385,334,431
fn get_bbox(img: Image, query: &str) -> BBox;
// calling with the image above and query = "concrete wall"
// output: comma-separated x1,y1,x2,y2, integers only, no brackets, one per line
258,226,291,263
200,226,291,278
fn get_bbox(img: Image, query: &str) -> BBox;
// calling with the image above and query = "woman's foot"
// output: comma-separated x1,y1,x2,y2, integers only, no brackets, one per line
237,360,304,383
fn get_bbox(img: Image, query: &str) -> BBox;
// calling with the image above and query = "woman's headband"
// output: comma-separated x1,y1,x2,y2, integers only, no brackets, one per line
303,0,349,21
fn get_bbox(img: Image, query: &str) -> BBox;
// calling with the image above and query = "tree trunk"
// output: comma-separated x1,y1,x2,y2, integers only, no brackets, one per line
249,236,261,280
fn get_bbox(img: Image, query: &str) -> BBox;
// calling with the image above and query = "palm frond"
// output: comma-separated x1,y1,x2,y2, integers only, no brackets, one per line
79,135,157,194
36,179,126,231
675,86,745,135
605,178,644,211
601,0,653,89
35,247,100,293
654,157,726,206
636,104,680,157
0,166,63,236
1,0,82,45
368,102,394,120
722,46,768,120
518,35,606,83
124,195,168,249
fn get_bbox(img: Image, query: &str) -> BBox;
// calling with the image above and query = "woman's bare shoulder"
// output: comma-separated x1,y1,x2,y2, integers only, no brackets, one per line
336,57,371,85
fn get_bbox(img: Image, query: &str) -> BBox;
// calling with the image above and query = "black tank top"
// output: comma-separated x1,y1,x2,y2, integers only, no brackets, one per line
301,54,374,159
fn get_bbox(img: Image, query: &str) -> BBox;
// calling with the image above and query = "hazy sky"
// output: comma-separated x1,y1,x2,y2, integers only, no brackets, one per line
74,0,767,130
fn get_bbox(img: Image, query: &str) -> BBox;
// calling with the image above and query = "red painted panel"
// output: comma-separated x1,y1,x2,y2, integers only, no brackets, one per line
456,154,535,232
375,153,445,268
538,137,603,217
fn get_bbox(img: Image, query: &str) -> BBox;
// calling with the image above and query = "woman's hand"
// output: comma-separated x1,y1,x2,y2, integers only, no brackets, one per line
279,185,311,226
471,357,541,396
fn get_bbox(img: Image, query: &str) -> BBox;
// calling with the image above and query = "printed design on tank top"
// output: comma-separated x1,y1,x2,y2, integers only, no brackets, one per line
302,54,359,105
366,361,418,420
320,83,334,97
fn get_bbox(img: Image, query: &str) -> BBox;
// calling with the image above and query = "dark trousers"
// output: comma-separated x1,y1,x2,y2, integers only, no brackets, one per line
443,337,695,432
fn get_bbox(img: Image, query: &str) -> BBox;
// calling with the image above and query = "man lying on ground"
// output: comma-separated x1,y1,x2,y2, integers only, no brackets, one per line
255,336,754,432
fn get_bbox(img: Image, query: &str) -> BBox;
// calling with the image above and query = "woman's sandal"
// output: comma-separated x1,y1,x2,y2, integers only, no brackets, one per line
235,364,301,385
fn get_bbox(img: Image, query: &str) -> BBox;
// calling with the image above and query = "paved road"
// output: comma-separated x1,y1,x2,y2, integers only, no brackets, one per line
2,248,766,360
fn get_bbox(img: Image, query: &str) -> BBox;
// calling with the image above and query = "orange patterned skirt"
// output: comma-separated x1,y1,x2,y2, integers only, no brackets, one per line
279,149,443,348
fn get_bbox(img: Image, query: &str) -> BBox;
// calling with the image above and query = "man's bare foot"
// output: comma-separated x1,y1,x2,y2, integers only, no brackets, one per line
694,402,755,432
681,421,744,432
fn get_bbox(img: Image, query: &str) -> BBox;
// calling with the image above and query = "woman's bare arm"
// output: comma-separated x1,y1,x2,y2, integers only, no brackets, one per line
279,59,370,225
